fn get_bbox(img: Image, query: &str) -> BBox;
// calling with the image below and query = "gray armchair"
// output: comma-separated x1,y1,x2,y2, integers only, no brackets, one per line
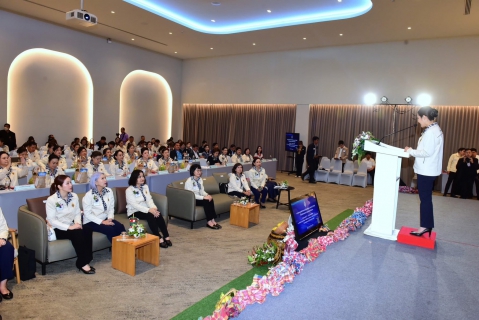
17,187,168,275
166,175,234,229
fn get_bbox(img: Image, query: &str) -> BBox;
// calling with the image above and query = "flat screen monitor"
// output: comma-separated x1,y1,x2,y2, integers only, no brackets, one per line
285,132,300,152
290,192,323,240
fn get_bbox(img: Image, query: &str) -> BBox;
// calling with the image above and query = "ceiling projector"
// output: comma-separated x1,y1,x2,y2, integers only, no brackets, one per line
66,9,98,27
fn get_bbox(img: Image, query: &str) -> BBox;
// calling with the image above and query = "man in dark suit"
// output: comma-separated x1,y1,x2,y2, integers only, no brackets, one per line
302,136,321,183
0,123,16,151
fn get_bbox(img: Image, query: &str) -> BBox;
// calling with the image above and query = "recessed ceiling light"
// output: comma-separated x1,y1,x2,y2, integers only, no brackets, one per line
408,27,412,30
211,19,216,22
267,10,271,13
303,37,307,40
174,51,178,53
131,38,135,41
210,47,213,50
111,11,115,14
169,32,172,34
211,2,221,5
253,43,256,45
339,33,343,36
338,0,342,2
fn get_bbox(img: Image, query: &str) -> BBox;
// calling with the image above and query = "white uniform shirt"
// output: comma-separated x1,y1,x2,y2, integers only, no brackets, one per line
124,152,138,164
231,154,243,164
151,145,161,154
158,157,172,166
407,124,444,176
228,173,250,193
242,154,253,163
86,161,111,178
0,208,9,239
184,176,208,200
126,185,156,217
109,159,129,176
249,167,267,189
46,192,81,231
44,165,65,187
219,154,230,164
361,158,375,169
82,188,115,224
0,146,9,153
28,150,41,163
446,153,461,173
0,165,28,187
136,158,158,172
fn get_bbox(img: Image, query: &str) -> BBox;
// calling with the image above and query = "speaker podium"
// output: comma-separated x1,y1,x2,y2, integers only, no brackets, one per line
363,140,410,240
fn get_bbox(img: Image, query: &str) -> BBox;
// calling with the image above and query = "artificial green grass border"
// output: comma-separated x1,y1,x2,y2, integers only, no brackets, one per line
172,209,354,320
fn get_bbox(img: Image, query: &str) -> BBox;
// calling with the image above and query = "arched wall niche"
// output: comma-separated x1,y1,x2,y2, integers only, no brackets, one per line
120,70,172,143
8,48,93,145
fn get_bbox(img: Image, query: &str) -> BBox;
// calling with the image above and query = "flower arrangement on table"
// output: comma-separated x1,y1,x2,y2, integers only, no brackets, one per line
352,131,379,162
247,242,279,267
71,161,78,169
128,219,145,238
179,161,186,169
159,164,166,171
280,180,288,188
238,197,249,205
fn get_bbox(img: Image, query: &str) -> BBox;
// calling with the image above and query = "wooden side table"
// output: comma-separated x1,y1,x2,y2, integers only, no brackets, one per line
112,233,160,276
230,203,260,228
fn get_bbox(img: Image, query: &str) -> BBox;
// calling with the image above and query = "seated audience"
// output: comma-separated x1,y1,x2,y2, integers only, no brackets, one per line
102,148,112,162
52,145,67,171
16,146,36,167
124,144,138,163
228,163,252,199
157,148,172,166
249,157,268,208
0,138,9,153
207,149,222,166
242,148,254,163
26,141,41,163
334,140,349,172
76,147,88,165
231,148,243,163
185,164,221,230
361,152,376,185
0,207,14,301
46,175,95,274
170,143,184,161
254,146,264,159
227,144,236,157
127,136,136,148
39,142,56,167
110,150,128,176
137,147,158,173
45,154,65,187
201,144,211,159
199,140,208,153
0,151,28,188
152,139,161,154
190,144,201,159
116,140,127,153
86,151,111,178
95,136,107,150
219,147,230,165
82,172,125,242
126,170,171,248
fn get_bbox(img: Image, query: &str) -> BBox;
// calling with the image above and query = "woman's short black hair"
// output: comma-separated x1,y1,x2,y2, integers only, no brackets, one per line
232,163,243,173
128,169,145,186
48,154,60,162
190,163,201,176
141,147,149,156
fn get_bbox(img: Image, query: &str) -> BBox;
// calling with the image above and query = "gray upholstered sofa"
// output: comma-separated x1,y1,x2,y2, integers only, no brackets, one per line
17,186,168,275
166,174,234,229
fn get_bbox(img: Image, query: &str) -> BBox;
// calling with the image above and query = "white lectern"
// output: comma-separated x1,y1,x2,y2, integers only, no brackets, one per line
363,140,410,240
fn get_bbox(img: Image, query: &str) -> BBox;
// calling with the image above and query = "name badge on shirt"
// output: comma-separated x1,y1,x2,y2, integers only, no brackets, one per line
467,163,471,167
94,200,102,206
134,192,141,198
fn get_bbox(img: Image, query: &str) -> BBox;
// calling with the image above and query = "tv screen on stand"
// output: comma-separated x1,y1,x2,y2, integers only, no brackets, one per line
289,192,323,240
285,133,300,152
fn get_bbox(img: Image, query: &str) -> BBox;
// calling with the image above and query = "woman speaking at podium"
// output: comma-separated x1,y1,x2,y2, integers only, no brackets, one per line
404,106,443,238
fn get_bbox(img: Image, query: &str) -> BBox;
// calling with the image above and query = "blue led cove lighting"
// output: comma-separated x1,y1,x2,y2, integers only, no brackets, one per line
123,0,373,34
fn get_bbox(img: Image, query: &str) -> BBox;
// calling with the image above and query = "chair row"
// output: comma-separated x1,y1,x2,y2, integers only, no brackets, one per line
312,158,370,188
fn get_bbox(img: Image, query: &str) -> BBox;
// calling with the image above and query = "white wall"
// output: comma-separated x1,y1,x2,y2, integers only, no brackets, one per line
182,36,479,136
0,10,183,146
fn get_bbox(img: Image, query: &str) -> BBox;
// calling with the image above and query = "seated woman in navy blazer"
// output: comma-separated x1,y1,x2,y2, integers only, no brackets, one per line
126,170,171,248
184,164,221,230
207,149,222,166
0,207,14,301
82,172,125,242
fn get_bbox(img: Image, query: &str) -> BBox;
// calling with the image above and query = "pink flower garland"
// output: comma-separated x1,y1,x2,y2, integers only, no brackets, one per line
399,186,419,194
200,199,373,320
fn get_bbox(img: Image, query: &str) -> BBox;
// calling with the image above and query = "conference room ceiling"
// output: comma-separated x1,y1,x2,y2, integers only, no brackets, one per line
1,0,478,60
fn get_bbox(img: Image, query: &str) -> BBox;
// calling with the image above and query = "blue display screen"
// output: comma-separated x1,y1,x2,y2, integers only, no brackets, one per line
286,133,300,152
290,193,323,240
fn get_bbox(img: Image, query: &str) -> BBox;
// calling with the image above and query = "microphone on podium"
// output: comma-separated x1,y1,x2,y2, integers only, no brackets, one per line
376,124,417,145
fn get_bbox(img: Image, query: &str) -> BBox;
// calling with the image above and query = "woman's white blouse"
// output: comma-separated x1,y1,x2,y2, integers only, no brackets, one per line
184,176,208,200
158,157,172,166
242,154,253,163
86,162,111,178
0,146,9,153
124,152,138,163
231,154,243,163
109,159,129,176
249,167,268,189
82,188,115,224
219,154,230,164
407,124,444,176
0,165,28,187
126,185,156,217
46,192,82,231
0,208,9,239
136,158,158,172
228,173,250,193
254,153,264,159
45,167,65,187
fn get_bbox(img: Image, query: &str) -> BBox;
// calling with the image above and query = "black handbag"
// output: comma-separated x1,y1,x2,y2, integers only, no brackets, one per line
18,245,36,281
219,183,228,194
